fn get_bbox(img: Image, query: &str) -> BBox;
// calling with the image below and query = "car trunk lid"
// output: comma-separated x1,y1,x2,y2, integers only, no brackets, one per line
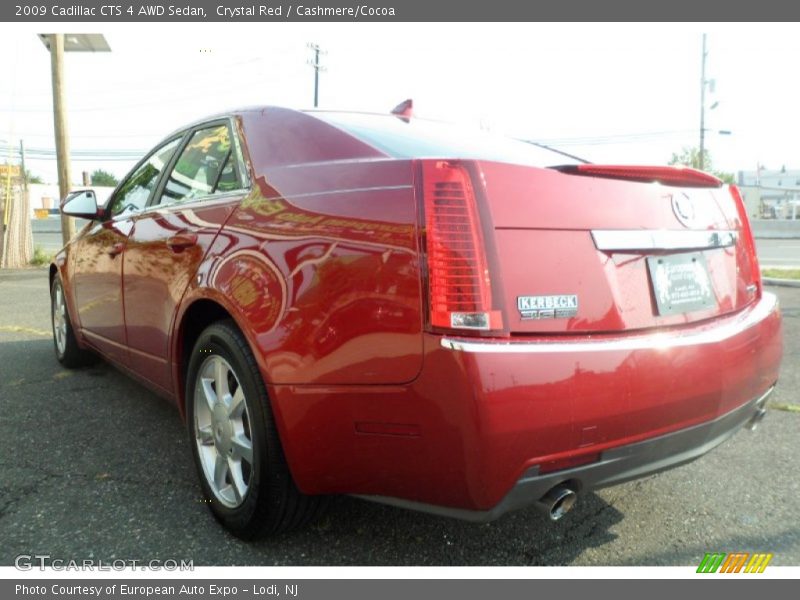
474,161,760,335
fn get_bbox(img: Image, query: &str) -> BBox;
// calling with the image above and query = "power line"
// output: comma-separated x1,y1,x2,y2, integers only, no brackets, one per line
22,147,147,154
4,146,145,162
0,69,304,114
0,131,163,140
25,156,140,162
13,149,146,157
4,56,272,101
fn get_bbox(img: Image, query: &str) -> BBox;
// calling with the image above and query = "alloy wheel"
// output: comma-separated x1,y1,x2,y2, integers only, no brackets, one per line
193,355,254,509
52,283,67,356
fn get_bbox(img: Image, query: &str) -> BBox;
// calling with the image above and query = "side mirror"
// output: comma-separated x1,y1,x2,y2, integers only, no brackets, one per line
60,190,103,220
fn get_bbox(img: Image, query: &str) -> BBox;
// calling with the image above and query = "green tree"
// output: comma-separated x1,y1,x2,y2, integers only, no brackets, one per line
668,146,735,184
90,169,118,187
26,170,43,184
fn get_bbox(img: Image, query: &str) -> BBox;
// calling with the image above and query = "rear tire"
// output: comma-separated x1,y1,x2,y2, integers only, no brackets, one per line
186,320,324,539
51,274,96,368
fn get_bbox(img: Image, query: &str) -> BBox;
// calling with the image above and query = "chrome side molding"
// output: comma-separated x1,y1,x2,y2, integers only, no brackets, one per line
591,229,738,252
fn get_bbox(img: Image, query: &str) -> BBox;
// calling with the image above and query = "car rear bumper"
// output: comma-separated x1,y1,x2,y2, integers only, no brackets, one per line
356,384,774,522
275,292,782,517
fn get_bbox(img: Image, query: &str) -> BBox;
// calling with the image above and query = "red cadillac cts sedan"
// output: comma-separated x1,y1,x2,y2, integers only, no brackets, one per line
50,106,783,538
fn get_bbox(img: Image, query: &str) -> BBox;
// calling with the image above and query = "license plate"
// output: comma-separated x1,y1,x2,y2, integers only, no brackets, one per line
646,252,716,316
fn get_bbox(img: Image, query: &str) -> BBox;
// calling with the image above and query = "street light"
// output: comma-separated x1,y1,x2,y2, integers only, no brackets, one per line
39,34,111,53
39,33,110,245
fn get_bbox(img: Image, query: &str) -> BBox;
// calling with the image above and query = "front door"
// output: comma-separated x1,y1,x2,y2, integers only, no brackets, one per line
71,137,182,365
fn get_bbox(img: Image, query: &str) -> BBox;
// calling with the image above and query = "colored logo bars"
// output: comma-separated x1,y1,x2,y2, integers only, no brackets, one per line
697,552,773,573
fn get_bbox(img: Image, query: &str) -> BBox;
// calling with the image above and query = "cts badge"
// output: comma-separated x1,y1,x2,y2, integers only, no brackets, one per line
517,295,578,320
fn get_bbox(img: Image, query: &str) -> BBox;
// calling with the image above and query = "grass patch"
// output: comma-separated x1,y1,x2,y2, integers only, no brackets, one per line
768,402,800,413
30,245,54,267
761,268,800,280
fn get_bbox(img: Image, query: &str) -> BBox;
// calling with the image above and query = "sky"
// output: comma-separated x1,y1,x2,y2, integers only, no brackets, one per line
1,22,799,184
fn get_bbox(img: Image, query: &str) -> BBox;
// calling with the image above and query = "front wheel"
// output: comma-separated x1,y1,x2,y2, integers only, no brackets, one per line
51,274,96,368
186,320,324,539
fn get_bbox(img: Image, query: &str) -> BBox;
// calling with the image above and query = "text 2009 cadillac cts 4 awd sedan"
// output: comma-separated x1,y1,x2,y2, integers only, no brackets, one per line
50,106,783,538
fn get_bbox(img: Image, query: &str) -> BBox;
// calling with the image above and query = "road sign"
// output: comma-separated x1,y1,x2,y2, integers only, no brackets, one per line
0,164,21,178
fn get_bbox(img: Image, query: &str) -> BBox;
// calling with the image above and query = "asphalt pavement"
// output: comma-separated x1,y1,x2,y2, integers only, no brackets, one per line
0,269,798,566
756,238,800,268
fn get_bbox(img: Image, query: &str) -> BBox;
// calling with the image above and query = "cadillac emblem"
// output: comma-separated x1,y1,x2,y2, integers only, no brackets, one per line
671,192,696,228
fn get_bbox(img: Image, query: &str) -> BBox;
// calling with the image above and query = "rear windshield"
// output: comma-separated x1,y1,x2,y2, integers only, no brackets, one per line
314,111,581,167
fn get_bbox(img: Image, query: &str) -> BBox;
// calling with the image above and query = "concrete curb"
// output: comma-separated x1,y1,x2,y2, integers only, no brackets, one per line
752,220,800,239
763,278,800,288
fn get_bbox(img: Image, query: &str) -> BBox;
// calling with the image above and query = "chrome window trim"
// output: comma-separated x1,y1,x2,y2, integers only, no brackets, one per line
591,229,738,251
109,189,247,222
136,189,248,215
258,184,413,202
440,292,777,354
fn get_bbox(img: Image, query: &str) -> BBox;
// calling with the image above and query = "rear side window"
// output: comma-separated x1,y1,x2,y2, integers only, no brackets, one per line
315,112,581,167
159,124,243,205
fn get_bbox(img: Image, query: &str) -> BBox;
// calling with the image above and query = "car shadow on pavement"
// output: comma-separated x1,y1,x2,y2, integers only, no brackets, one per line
255,491,625,566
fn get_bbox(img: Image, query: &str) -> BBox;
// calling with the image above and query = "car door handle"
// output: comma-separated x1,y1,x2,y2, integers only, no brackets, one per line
166,232,198,253
108,242,125,257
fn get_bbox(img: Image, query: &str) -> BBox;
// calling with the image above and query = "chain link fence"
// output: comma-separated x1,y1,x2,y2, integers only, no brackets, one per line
1,177,34,268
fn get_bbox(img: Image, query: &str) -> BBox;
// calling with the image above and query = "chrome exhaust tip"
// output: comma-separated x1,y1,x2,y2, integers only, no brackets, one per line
745,407,767,431
745,391,771,431
535,485,577,521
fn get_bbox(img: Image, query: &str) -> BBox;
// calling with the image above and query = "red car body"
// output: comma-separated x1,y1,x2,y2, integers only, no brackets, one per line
52,107,783,523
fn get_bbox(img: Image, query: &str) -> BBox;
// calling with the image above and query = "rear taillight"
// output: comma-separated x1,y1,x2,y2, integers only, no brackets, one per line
559,164,723,188
421,160,503,332
729,184,762,299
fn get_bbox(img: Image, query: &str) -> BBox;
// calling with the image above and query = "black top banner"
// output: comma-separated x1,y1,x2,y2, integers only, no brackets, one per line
3,0,800,22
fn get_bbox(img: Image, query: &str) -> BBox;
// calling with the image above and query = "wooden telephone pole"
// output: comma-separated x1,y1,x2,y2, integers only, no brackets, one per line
49,33,75,245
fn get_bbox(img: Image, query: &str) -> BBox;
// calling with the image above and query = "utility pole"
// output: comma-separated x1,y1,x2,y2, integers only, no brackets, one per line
50,33,75,245
699,33,707,171
0,166,5,267
20,140,27,190
307,43,326,108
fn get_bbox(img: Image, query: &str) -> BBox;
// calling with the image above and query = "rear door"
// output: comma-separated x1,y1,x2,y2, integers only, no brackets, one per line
122,120,249,394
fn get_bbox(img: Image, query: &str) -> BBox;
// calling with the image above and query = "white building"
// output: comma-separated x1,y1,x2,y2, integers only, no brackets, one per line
737,168,800,219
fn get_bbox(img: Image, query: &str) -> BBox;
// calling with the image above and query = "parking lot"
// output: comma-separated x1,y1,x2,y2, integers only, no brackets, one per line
0,268,798,566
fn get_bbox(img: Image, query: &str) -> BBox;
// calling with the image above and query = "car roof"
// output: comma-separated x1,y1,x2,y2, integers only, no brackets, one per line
153,106,582,169
158,106,423,144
